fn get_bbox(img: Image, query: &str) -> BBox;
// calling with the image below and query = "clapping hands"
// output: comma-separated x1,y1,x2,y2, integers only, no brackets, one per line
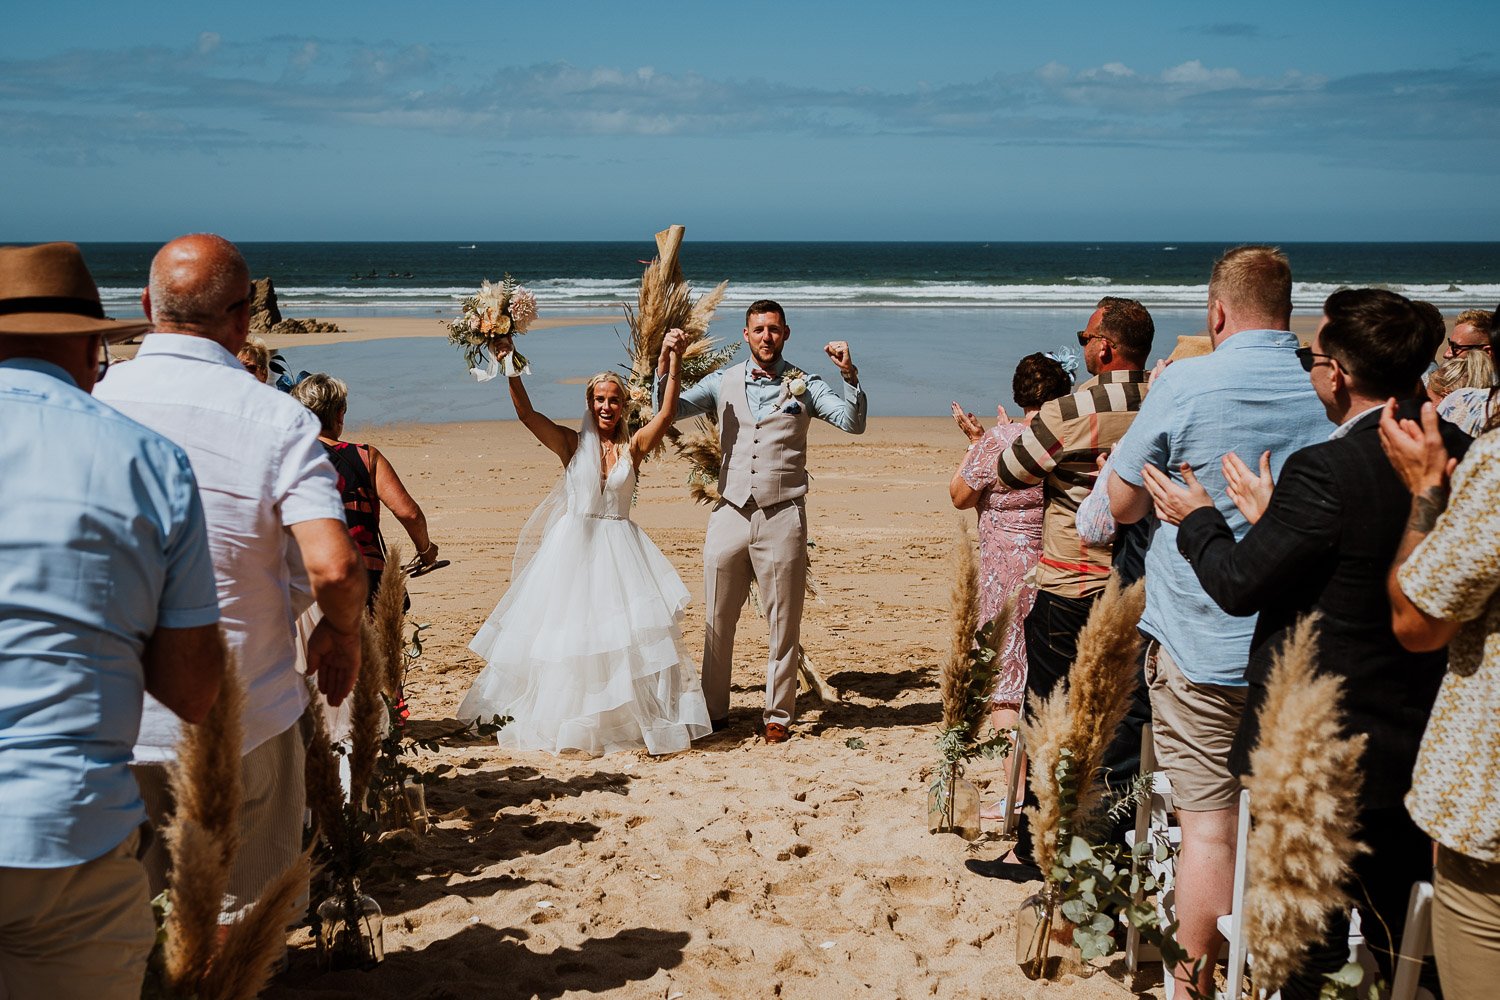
1222,450,1275,525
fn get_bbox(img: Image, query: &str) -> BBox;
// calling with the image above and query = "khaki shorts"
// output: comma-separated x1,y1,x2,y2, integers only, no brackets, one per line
1145,640,1248,812
0,829,154,1000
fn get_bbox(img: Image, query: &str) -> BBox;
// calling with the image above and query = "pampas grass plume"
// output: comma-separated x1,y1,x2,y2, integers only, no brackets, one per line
1064,576,1145,820
372,543,409,699
1020,575,1146,873
1242,614,1368,994
347,619,386,809
941,519,981,731
164,640,242,990
303,685,346,842
199,850,314,1000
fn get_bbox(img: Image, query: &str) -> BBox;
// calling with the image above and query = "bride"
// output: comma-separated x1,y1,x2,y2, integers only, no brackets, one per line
457,329,711,755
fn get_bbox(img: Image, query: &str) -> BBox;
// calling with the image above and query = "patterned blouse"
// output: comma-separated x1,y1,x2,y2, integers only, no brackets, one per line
1399,429,1500,862
1437,386,1495,438
960,421,1044,705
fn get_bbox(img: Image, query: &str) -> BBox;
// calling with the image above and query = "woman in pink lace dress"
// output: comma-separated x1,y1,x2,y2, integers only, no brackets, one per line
949,352,1073,819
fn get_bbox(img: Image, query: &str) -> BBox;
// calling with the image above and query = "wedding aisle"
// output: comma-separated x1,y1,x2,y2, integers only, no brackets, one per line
266,418,1163,1000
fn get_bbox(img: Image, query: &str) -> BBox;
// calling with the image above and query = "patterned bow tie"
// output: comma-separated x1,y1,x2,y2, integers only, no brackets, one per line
751,368,777,380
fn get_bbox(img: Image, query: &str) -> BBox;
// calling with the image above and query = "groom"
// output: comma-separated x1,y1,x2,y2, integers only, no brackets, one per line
659,300,867,743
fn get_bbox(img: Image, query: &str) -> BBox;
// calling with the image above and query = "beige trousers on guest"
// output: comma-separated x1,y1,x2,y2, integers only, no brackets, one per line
0,830,153,1000
1433,844,1500,1000
132,720,307,919
702,498,807,726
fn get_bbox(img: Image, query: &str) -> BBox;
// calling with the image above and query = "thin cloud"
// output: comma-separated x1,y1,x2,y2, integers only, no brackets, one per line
1,37,1496,170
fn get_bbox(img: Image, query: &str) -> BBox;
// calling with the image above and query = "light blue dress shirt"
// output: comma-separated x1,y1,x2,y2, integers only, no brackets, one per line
0,359,219,868
1110,331,1327,686
673,357,867,431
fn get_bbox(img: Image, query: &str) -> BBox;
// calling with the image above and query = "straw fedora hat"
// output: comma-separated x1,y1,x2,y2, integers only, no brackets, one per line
0,242,149,342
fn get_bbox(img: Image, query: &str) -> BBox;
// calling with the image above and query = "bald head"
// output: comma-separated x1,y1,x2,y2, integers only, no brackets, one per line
143,234,251,349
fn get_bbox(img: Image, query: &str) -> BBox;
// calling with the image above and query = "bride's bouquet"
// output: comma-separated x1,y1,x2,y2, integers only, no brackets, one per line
447,275,539,381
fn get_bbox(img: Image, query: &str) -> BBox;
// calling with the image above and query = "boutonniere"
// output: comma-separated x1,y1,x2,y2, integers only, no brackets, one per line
776,366,809,413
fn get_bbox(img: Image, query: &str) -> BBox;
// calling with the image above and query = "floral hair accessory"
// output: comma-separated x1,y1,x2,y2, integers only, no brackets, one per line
1044,345,1081,381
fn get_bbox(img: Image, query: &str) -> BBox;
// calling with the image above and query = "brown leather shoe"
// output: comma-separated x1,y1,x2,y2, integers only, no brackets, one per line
763,722,790,744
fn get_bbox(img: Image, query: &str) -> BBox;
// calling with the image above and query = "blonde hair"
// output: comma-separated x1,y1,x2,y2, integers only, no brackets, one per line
584,371,629,443
289,373,348,435
1456,308,1494,338
1429,351,1496,399
236,336,270,379
1209,245,1292,326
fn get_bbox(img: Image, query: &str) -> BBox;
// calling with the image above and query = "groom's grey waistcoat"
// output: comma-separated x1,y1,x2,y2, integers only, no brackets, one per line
715,361,812,508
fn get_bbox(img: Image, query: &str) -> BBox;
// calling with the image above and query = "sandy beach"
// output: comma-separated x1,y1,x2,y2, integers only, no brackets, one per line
262,411,1173,1000
247,308,1452,999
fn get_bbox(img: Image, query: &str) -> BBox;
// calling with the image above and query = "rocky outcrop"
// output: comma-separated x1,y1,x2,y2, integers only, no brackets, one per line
248,278,282,335
249,277,341,336
270,317,342,335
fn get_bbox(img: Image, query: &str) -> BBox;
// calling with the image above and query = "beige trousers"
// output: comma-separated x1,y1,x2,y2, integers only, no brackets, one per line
0,830,153,1000
132,720,307,919
1433,845,1500,1000
702,498,807,726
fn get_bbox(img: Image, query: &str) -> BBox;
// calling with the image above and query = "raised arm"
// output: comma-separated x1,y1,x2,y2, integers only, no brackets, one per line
495,334,576,465
632,328,686,462
804,340,867,433
369,445,437,567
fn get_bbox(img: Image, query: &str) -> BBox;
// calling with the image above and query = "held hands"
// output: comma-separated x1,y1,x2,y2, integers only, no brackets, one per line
1379,399,1457,495
658,328,688,374
490,333,514,357
1141,462,1214,526
1222,451,1275,525
825,341,857,382
306,617,361,707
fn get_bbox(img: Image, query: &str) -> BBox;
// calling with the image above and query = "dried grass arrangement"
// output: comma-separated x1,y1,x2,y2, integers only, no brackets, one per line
621,225,735,449
1242,615,1368,996
1022,575,1146,872
148,645,312,1000
1016,576,1152,979
929,520,1013,836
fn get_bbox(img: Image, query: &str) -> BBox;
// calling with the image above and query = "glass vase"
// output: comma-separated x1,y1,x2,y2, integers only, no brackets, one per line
316,885,385,971
1015,889,1083,980
926,775,981,840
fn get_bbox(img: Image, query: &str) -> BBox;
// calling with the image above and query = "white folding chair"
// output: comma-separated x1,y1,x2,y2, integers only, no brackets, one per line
1001,726,1024,836
1389,881,1436,1000
1126,724,1181,975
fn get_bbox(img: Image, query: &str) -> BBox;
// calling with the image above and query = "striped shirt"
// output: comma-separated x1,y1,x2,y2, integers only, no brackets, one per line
996,370,1149,598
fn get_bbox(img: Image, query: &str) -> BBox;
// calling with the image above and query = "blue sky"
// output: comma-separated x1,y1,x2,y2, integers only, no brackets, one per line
4,1,1497,241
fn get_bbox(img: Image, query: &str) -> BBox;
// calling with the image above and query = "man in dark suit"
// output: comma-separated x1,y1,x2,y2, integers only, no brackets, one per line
1142,287,1465,999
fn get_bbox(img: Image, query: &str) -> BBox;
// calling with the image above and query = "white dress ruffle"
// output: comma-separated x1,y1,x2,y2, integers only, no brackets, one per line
457,421,710,756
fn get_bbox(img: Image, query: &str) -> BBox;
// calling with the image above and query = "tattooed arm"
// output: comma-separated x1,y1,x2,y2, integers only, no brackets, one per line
1380,401,1463,651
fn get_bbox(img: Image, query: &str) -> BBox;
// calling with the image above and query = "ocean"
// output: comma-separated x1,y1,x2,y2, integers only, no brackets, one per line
80,241,1500,315
77,241,1500,422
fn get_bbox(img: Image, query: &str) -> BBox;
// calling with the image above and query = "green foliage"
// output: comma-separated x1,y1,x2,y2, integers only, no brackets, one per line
1320,962,1381,999
930,617,1012,816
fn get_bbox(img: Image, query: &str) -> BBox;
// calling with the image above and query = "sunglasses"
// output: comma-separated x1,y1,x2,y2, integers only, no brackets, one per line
96,337,112,383
1448,339,1488,356
1076,329,1113,348
1294,345,1336,373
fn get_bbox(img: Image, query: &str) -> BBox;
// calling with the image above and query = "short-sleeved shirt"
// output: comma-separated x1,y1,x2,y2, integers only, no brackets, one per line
1111,331,1327,686
995,370,1150,598
673,357,866,431
95,334,344,760
1398,429,1500,862
0,359,218,868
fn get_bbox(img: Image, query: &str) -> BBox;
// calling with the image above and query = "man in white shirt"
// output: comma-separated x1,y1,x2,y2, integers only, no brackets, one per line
96,233,366,914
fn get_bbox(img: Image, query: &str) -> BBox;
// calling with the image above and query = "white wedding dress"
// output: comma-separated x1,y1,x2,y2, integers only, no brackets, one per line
457,418,711,755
